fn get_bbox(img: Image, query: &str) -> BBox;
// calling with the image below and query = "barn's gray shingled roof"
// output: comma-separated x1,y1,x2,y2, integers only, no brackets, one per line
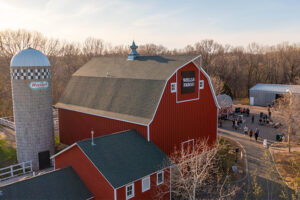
0,167,93,200
77,129,170,188
56,55,199,124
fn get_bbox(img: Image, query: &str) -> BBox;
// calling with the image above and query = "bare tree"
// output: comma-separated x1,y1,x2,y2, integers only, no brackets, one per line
157,138,239,200
210,75,224,96
82,37,105,59
273,89,300,153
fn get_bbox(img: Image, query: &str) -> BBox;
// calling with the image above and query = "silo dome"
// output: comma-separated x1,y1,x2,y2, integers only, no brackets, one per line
11,47,50,67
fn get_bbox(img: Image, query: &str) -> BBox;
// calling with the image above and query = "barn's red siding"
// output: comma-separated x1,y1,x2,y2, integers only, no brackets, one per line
54,146,114,200
149,62,218,156
58,109,147,145
116,169,170,200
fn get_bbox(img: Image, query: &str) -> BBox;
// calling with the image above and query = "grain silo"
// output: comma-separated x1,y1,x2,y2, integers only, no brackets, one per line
10,48,54,170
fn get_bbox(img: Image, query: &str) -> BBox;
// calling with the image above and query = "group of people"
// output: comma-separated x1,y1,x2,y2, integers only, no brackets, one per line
258,109,273,125
243,125,260,141
239,107,250,117
231,118,243,130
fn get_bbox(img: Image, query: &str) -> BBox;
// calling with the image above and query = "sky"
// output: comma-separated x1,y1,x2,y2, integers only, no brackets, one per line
0,0,299,49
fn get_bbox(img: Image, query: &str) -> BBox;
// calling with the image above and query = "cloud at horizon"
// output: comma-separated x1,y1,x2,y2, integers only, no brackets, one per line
0,0,299,49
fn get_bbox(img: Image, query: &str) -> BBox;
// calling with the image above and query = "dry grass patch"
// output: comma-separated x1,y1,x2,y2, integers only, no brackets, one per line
273,151,300,191
218,136,247,182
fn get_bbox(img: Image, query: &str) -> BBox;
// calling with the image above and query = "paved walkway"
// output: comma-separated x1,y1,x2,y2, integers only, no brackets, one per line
219,105,297,199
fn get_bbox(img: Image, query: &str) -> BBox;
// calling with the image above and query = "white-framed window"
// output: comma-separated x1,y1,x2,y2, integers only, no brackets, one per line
182,139,195,157
157,171,164,185
142,176,150,192
171,82,177,93
126,183,134,199
199,80,204,89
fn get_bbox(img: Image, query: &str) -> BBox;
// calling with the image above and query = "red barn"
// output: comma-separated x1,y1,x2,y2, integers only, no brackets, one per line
51,43,219,199
56,55,219,156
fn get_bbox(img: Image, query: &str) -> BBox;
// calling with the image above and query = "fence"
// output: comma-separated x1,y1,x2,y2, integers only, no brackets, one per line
0,109,59,136
0,161,32,181
0,116,15,129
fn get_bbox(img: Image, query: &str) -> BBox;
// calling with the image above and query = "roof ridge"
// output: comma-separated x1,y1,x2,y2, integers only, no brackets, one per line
76,129,135,145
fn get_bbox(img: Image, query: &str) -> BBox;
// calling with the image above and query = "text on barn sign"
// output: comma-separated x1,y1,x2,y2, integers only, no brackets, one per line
181,71,195,94
29,81,49,89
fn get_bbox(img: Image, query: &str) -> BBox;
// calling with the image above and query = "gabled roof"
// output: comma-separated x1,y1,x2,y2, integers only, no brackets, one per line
0,167,93,200
56,55,198,124
76,130,170,188
250,83,300,94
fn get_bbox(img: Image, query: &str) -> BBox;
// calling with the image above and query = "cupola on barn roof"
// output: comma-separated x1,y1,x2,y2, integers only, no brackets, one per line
10,47,50,67
127,41,139,60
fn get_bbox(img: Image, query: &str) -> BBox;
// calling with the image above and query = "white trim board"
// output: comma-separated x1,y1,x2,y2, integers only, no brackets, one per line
176,65,200,103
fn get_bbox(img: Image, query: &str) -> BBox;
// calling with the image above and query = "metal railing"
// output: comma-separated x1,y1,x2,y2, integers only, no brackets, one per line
0,109,59,136
0,161,32,181
0,116,15,129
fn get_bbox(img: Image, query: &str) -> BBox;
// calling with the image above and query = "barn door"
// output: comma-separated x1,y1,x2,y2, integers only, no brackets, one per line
38,150,51,170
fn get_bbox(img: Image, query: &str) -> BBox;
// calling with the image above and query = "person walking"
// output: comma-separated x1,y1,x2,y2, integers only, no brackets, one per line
244,125,249,136
235,119,238,130
238,119,242,130
251,115,254,123
254,128,260,141
249,129,253,140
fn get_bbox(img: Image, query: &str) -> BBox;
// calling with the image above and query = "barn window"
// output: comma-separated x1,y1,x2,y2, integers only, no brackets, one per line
199,80,204,89
171,83,177,93
142,176,150,192
126,183,134,199
157,171,164,185
182,139,194,157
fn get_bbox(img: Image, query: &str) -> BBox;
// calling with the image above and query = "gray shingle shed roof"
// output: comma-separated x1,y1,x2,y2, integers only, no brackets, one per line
77,129,170,188
0,167,93,200
56,55,199,124
250,83,300,94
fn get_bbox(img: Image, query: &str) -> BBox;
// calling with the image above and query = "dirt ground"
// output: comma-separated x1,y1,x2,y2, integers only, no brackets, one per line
218,135,247,182
272,151,300,191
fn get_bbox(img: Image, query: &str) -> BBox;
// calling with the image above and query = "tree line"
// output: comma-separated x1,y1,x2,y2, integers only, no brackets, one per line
0,29,299,117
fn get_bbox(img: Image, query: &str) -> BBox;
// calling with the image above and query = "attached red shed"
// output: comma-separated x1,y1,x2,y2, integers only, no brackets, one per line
53,130,170,200
56,54,219,156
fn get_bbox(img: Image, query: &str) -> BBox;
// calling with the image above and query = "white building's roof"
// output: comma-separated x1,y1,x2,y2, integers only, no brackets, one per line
10,48,50,67
250,83,300,94
217,94,233,108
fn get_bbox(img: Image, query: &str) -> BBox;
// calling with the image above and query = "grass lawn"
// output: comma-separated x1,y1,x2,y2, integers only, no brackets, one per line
273,151,300,191
0,139,17,168
218,136,246,182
